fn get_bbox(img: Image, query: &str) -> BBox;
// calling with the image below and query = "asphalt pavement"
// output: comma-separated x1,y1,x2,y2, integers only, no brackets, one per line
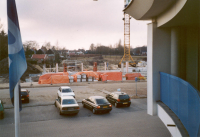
0,98,171,137
0,82,170,137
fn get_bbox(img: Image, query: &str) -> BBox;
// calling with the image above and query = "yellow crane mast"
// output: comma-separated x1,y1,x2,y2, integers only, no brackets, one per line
119,12,136,67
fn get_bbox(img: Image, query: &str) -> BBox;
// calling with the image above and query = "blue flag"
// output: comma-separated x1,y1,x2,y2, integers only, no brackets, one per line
7,0,27,110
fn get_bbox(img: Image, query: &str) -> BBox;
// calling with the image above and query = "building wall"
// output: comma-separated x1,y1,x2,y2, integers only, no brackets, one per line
186,27,200,90
148,23,200,116
170,27,200,90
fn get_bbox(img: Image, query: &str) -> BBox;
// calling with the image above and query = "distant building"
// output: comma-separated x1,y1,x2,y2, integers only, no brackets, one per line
31,54,48,63
36,49,45,54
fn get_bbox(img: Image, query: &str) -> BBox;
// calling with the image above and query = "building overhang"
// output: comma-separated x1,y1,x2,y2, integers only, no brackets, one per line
124,0,200,27
124,0,176,20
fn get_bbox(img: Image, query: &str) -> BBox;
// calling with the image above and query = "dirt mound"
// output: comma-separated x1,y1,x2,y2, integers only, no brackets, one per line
0,57,42,82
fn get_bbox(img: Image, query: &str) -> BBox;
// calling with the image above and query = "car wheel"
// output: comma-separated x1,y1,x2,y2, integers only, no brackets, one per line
27,99,29,103
92,108,96,114
127,104,130,107
115,102,118,108
0,113,4,119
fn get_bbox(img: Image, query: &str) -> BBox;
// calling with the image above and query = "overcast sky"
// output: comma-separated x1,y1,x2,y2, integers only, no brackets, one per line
0,0,149,50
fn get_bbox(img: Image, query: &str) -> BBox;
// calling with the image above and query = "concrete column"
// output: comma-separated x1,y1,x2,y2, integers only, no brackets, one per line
126,62,129,73
104,62,106,71
121,63,124,74
81,63,83,72
147,23,171,116
56,63,58,73
43,64,46,74
171,27,181,77
75,61,77,72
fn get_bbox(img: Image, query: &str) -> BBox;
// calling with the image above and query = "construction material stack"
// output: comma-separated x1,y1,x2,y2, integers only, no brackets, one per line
69,76,74,83
77,75,81,82
87,76,93,82
81,73,87,82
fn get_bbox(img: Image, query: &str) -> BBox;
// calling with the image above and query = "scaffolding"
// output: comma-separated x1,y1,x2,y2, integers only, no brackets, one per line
62,60,82,72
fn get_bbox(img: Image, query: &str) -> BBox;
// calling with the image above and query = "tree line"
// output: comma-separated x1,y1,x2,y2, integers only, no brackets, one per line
0,21,8,61
88,39,131,55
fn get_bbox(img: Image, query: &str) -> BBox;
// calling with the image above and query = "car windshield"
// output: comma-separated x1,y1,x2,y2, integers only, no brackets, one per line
119,95,129,99
62,99,76,105
21,92,28,95
95,98,108,104
62,88,72,93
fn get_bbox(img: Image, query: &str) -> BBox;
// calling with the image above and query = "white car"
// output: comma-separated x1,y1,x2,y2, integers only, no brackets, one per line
57,86,75,98
55,96,79,115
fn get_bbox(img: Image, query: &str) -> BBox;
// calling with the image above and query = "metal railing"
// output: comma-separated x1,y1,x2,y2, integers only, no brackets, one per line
160,72,200,137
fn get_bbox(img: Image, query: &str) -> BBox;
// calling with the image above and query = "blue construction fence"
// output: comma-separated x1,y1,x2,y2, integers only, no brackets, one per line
160,72,200,137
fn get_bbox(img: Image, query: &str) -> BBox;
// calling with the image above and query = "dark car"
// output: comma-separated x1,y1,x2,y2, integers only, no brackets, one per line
21,89,30,103
0,100,4,119
82,96,112,114
106,92,131,108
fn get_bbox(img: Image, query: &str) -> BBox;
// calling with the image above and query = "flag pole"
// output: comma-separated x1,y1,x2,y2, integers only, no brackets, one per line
14,81,20,137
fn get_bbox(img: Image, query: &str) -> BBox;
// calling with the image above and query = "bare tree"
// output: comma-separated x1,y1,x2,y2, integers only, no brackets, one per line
43,42,52,50
23,41,39,50
89,43,95,51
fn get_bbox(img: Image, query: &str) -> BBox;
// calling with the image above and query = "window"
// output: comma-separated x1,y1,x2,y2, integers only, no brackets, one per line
62,99,76,105
58,97,61,104
21,92,28,95
95,98,108,104
62,88,72,93
119,95,130,99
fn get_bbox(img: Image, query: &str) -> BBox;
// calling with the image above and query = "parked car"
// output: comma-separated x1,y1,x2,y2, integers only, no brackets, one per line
21,89,30,103
106,92,131,107
57,86,75,98
0,100,4,119
55,96,79,115
82,96,112,114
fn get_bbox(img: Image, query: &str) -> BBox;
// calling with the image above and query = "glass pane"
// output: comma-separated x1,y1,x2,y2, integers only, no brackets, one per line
62,99,76,105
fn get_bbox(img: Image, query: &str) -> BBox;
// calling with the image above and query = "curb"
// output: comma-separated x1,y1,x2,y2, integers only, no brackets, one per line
0,80,147,89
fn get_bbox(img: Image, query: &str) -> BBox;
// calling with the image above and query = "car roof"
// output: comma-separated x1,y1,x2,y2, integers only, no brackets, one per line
112,92,127,95
61,96,75,100
60,86,71,89
89,96,105,99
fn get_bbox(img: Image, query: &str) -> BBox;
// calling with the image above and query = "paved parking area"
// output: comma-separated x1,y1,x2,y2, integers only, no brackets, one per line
0,99,171,137
0,82,171,137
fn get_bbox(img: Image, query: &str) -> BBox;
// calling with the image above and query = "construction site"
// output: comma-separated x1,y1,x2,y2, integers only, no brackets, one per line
0,0,147,99
34,1,147,85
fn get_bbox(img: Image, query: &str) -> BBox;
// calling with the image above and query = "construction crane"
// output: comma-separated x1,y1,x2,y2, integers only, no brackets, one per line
119,12,136,67
94,0,136,67
119,0,136,67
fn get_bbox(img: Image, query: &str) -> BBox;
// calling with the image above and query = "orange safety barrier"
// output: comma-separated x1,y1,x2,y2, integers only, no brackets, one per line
101,72,122,81
51,75,69,84
125,73,143,80
38,72,69,84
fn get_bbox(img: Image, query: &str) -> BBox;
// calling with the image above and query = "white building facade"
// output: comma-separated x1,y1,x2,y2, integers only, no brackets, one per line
124,1,200,136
